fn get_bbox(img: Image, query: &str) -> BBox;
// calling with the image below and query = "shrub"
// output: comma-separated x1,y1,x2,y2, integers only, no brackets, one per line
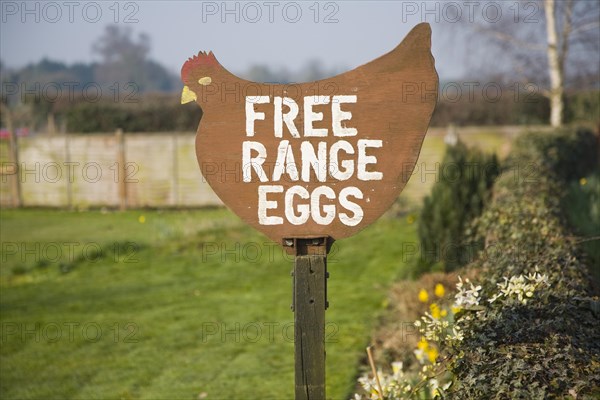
418,140,499,272
356,127,599,399
63,95,202,133
430,89,599,127
507,126,598,182
446,127,599,399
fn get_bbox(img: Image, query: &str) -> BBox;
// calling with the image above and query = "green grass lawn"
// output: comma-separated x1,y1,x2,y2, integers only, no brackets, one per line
0,208,417,399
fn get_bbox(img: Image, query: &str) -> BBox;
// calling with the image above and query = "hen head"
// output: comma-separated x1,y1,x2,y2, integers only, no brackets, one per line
180,51,223,107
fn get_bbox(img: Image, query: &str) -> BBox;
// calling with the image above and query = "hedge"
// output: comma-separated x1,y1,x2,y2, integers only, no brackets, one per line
447,128,599,398
418,140,499,272
62,95,202,133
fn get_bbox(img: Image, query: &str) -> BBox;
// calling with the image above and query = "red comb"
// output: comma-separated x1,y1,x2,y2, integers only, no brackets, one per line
181,51,218,83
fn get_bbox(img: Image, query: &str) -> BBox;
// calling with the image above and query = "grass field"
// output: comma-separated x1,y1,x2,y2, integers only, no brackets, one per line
0,208,418,399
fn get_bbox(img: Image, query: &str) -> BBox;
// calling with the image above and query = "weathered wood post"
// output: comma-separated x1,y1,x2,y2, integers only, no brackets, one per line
65,134,73,209
172,132,179,206
286,237,331,399
115,128,127,210
4,105,23,208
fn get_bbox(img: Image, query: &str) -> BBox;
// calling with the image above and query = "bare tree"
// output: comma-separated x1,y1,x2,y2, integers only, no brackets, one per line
92,25,150,88
93,25,150,66
545,0,568,127
465,0,599,127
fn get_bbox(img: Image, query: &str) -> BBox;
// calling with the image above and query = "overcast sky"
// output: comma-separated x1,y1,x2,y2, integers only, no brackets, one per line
1,1,478,80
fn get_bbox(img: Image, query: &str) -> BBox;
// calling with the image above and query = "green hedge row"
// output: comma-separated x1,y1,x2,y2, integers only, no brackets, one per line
431,90,600,127
448,128,599,398
418,141,500,272
62,95,202,133
65,102,202,133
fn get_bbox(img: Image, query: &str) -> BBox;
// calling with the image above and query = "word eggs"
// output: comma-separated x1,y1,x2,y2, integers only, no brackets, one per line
242,95,383,228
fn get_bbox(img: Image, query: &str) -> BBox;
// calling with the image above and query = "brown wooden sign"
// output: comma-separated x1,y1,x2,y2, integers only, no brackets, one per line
181,23,438,247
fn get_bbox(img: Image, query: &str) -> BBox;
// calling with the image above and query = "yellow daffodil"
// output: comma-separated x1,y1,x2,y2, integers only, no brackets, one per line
427,347,438,363
418,289,429,303
381,298,389,308
392,361,403,375
430,303,441,319
434,283,445,298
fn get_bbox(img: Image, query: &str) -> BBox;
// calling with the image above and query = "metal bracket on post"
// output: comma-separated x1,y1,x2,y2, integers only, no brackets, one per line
284,236,331,400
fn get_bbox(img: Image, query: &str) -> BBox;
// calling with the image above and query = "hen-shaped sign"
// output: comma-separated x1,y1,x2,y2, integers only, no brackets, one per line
181,23,438,247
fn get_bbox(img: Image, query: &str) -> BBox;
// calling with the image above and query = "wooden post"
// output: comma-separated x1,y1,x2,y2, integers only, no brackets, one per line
2,103,23,208
115,128,127,210
172,132,179,206
287,237,330,400
65,134,73,209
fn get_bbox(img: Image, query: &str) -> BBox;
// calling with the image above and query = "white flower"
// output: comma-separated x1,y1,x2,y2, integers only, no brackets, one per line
454,276,482,308
354,361,415,400
488,272,550,305
429,378,440,395
450,326,464,342
414,348,426,364
391,361,403,379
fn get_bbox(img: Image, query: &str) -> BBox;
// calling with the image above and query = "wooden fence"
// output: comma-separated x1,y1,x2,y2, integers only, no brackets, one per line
0,126,525,209
0,131,222,208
